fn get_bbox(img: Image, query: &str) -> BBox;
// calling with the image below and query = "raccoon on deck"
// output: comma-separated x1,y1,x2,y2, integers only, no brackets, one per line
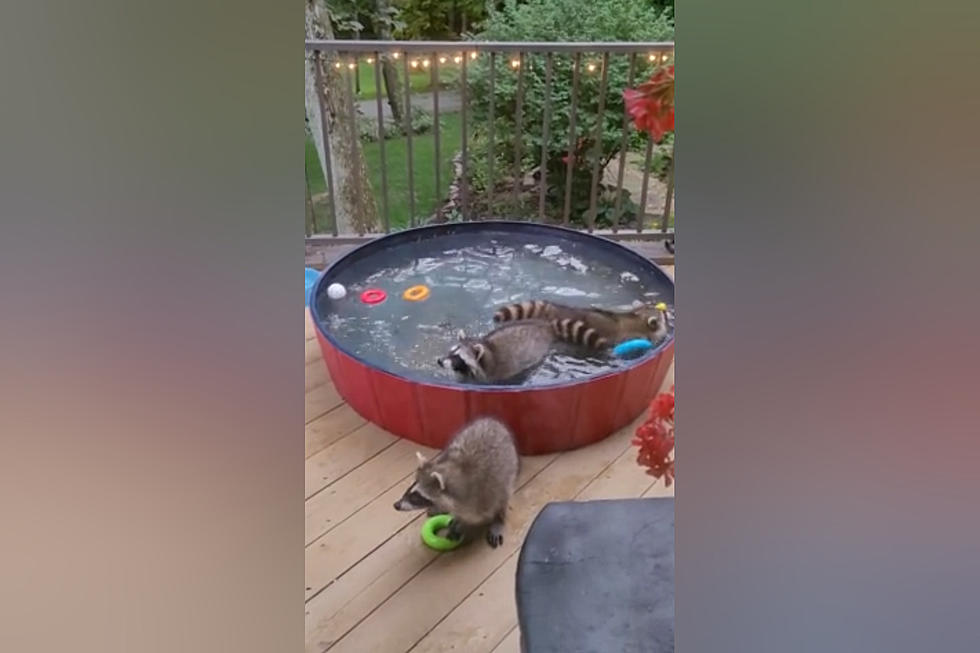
393,417,520,548
436,320,556,384
493,299,669,347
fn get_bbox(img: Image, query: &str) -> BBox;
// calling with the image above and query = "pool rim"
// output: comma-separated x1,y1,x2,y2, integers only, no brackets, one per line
310,220,674,393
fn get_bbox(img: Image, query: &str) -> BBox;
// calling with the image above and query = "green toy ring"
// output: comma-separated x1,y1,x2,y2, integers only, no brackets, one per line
421,514,463,551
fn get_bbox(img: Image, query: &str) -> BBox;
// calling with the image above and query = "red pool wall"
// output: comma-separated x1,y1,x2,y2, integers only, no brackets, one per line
316,329,674,455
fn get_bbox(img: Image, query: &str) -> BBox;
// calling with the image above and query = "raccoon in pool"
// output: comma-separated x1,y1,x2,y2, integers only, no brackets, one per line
318,240,671,386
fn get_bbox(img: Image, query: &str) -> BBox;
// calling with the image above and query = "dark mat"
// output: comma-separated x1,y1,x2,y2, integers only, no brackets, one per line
515,498,675,653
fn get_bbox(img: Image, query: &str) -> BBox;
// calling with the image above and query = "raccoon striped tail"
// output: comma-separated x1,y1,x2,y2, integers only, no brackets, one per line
551,318,609,349
493,300,550,323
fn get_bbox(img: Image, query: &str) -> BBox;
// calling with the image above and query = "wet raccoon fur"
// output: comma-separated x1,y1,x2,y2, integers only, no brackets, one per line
393,417,520,548
493,299,669,347
437,320,556,383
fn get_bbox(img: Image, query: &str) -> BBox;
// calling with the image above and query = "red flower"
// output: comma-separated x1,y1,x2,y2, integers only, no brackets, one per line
623,64,674,142
650,387,674,420
633,386,675,486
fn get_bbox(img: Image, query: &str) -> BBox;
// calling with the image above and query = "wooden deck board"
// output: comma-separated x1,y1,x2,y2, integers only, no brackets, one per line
490,627,520,653
325,420,640,653
304,300,675,653
305,383,343,425
305,453,559,650
306,404,368,460
306,359,330,393
306,439,437,546
305,424,398,499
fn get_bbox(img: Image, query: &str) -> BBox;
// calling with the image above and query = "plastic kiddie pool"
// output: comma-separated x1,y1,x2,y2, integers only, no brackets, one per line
310,221,674,455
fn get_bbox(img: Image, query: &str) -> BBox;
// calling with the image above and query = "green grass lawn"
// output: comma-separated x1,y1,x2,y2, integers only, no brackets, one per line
350,60,457,101
306,112,463,231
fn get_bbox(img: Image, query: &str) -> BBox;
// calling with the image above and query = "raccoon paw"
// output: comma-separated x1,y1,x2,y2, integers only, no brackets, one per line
486,523,504,548
446,519,465,542
426,507,441,517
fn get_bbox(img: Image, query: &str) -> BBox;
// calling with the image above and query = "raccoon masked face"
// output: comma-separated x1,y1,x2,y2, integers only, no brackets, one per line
393,452,448,512
637,305,669,337
437,331,488,381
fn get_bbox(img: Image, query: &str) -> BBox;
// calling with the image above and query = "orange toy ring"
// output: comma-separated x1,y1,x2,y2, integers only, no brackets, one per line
403,285,431,302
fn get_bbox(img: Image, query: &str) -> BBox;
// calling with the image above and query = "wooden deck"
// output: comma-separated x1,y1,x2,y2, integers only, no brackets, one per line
305,266,674,653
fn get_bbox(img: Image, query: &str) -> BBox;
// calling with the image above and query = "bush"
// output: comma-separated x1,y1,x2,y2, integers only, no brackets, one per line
464,0,674,224
357,108,441,142
645,131,674,181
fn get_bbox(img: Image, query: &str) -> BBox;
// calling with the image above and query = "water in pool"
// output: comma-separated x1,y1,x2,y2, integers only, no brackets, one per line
316,233,673,386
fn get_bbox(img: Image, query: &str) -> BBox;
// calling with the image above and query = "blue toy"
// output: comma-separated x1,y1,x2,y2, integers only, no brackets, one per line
612,338,654,358
305,267,320,307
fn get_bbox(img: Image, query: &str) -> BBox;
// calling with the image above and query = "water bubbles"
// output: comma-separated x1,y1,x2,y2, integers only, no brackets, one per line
541,245,562,258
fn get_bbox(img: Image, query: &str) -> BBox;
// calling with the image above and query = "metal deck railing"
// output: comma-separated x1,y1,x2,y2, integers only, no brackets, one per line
305,40,674,247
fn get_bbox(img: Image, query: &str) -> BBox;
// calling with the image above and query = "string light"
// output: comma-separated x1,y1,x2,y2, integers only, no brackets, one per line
510,58,520,69
347,62,356,70
422,59,431,68
586,62,597,73
648,53,657,61
661,53,669,63
410,59,419,69
469,52,478,60
439,55,447,64
393,52,401,59
366,57,374,64
453,55,463,64
334,61,342,69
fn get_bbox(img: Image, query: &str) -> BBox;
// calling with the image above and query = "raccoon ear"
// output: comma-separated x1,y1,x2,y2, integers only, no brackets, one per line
472,343,486,362
415,451,427,466
430,470,446,491
647,315,660,328
457,329,466,341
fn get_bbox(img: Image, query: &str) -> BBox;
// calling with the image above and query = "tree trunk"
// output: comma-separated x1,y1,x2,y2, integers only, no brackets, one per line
305,0,379,234
375,0,404,125
381,60,403,125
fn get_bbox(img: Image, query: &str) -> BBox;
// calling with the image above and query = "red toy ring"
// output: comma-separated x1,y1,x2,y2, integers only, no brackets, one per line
360,288,387,305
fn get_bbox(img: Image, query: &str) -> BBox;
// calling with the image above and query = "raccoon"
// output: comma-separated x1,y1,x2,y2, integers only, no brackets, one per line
493,299,669,347
437,320,556,383
393,416,520,548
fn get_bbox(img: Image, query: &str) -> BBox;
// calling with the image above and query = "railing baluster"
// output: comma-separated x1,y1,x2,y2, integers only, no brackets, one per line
344,56,366,234
373,53,390,233
661,156,673,232
304,159,317,235
313,51,338,236
538,53,553,221
488,52,496,215
612,53,637,233
586,51,610,232
432,53,441,207
513,51,526,215
461,52,469,220
562,52,582,226
638,136,654,234
402,54,416,227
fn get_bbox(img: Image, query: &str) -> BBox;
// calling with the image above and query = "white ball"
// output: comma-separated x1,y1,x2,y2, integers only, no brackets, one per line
327,283,347,300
